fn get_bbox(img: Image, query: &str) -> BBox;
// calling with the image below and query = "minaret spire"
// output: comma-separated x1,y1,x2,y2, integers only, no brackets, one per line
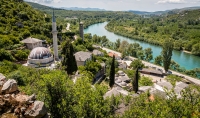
53,9,56,22
79,19,84,42
52,9,59,61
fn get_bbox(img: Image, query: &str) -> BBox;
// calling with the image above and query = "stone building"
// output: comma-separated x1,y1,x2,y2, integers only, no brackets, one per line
26,9,59,68
21,37,42,50
74,51,92,66
27,47,54,67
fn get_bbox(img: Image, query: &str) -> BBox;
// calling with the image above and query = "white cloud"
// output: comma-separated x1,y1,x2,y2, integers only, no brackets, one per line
157,0,186,4
26,0,62,4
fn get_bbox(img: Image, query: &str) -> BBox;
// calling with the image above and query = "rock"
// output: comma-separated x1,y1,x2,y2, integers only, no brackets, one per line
4,94,11,101
26,94,36,104
0,73,6,86
25,101,47,118
21,107,26,114
15,94,29,103
1,79,18,94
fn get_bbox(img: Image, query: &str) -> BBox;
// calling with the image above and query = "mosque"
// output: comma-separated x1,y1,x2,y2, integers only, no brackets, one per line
26,10,59,68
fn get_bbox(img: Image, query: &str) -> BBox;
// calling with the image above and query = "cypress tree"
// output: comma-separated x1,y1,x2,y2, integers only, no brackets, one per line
62,41,77,75
109,55,115,88
162,39,174,73
133,68,139,93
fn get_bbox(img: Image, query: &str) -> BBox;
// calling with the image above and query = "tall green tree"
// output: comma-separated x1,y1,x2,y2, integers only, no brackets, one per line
62,40,77,75
162,39,174,73
109,55,115,88
154,55,162,66
144,48,153,62
130,59,144,69
115,39,121,50
132,68,139,93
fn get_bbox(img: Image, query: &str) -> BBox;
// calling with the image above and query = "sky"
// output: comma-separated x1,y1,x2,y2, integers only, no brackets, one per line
25,0,200,12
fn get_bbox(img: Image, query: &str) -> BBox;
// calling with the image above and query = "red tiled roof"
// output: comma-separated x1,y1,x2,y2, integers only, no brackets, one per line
108,52,118,57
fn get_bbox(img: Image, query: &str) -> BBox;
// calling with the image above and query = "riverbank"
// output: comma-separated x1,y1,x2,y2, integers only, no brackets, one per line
102,47,200,86
183,50,192,54
84,22,200,70
106,22,200,57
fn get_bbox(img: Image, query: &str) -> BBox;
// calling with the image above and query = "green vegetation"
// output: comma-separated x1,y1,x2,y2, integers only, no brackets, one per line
154,55,162,66
0,0,53,61
0,61,116,117
61,40,77,74
27,1,138,34
162,39,174,73
106,10,200,56
139,76,153,86
166,75,182,86
130,59,144,69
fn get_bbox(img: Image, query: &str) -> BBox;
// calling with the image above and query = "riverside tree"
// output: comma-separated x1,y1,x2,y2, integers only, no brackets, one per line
162,39,174,73
130,59,144,69
154,55,162,66
144,48,153,62
109,55,115,88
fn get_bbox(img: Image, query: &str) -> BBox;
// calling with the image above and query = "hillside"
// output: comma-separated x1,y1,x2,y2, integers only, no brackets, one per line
107,9,200,56
0,0,52,61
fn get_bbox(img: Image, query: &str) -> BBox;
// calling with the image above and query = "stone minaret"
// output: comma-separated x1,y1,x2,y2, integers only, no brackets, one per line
52,9,59,61
79,21,84,42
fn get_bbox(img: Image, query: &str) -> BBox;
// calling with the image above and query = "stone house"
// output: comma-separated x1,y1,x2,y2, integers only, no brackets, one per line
21,37,43,50
74,51,92,66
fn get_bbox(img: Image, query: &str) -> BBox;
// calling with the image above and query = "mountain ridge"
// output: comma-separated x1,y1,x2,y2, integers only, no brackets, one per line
129,6,200,15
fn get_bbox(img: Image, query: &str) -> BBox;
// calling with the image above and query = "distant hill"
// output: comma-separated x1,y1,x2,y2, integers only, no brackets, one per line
129,6,200,16
60,7,106,11
26,2,105,11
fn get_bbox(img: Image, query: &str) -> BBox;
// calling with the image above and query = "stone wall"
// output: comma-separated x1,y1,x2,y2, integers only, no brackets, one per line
0,73,49,118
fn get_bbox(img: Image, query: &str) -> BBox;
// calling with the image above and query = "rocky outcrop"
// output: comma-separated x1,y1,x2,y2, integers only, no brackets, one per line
2,79,18,94
0,73,6,86
25,101,47,118
0,73,49,118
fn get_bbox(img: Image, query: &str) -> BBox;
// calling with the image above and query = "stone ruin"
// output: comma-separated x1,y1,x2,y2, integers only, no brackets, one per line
0,73,49,118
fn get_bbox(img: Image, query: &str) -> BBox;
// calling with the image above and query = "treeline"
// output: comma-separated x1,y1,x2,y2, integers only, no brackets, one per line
106,9,200,56
26,1,139,28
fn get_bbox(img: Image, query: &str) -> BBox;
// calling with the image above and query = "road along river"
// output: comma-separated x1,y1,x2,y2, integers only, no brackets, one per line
102,47,200,85
84,22,200,70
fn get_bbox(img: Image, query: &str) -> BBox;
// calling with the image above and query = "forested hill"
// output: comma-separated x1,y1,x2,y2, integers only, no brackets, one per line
0,0,52,61
106,9,200,56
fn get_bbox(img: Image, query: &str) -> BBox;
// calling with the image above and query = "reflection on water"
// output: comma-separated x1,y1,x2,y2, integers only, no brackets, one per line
84,22,200,70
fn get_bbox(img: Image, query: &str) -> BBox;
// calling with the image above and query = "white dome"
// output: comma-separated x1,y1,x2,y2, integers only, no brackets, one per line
29,47,52,59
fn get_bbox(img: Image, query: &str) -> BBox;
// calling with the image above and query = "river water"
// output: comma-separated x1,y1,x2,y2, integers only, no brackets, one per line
84,22,200,70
